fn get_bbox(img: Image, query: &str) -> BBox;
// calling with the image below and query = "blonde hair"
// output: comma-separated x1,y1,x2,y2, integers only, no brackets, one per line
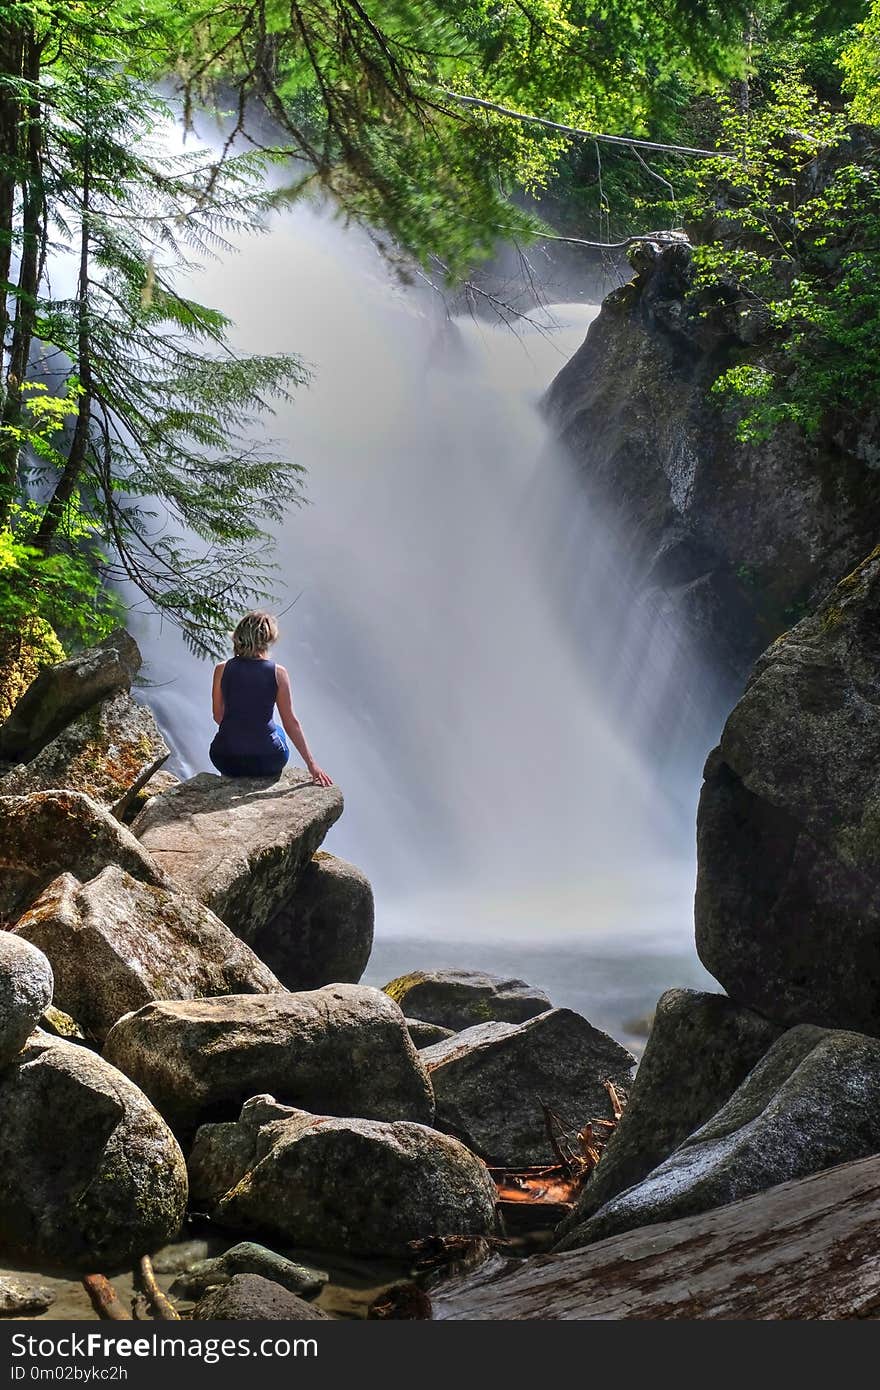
232,611,279,658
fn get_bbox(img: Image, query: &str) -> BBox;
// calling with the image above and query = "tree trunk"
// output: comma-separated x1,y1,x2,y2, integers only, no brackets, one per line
0,23,42,531
0,20,24,378
431,1155,880,1319
35,142,92,550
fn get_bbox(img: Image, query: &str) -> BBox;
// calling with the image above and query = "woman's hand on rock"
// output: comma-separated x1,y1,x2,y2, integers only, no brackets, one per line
309,764,333,787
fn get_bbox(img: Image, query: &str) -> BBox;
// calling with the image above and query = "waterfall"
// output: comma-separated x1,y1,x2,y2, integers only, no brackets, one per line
132,196,717,994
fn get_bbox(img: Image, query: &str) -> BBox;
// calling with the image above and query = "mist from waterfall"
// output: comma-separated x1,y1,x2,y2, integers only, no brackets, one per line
131,195,721,970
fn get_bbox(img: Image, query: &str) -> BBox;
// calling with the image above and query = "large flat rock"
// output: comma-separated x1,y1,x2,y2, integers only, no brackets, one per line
103,984,435,1140
13,867,282,1042
0,791,167,924
131,770,343,942
422,1009,635,1166
432,1154,880,1319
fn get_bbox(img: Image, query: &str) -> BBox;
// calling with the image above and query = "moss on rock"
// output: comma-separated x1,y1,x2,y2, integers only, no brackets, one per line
0,620,65,725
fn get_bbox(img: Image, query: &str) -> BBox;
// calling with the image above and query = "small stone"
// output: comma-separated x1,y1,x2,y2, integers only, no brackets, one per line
150,1239,218,1275
170,1242,327,1300
192,1274,330,1321
0,1277,56,1317
39,1004,86,1043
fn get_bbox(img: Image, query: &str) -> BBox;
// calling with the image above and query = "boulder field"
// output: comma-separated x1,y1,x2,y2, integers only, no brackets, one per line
2,619,880,1318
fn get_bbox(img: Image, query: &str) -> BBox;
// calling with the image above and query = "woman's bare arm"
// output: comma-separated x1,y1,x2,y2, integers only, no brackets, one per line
275,665,333,786
212,663,226,724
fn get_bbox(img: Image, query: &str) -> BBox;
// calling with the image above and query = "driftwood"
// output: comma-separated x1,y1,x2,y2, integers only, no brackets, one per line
82,1275,131,1321
138,1255,180,1320
432,1155,880,1320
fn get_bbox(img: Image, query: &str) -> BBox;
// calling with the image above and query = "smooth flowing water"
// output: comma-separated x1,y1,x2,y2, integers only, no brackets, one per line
133,199,718,1038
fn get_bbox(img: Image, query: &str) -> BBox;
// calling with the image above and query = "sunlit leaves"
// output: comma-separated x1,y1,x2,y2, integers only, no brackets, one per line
842,1,880,123
689,76,880,441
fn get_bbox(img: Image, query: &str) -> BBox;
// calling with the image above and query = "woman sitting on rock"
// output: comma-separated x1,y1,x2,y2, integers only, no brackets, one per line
210,611,332,785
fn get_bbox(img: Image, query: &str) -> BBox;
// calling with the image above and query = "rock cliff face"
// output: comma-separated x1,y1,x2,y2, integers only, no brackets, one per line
544,239,880,685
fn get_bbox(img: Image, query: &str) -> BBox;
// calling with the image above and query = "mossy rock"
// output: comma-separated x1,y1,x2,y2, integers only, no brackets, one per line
0,620,65,724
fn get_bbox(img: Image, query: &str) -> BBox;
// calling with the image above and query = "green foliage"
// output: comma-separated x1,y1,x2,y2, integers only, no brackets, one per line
0,502,122,649
686,76,880,441
842,0,880,122
0,5,309,656
1,0,874,658
143,0,787,272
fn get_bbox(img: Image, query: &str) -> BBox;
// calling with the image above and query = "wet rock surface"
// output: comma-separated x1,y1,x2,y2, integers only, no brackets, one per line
169,1241,327,1300
544,241,880,683
0,1276,55,1316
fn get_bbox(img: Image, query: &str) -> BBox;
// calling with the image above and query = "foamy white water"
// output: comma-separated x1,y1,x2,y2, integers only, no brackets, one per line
132,194,715,959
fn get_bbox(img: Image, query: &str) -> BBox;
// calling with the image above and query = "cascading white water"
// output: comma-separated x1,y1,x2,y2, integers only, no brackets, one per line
133,195,719,1026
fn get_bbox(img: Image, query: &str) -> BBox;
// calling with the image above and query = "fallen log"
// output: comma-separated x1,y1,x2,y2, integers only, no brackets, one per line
431,1154,880,1320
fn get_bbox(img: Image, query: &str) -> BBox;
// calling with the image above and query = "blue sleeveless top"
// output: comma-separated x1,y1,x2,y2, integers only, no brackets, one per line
213,657,284,757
